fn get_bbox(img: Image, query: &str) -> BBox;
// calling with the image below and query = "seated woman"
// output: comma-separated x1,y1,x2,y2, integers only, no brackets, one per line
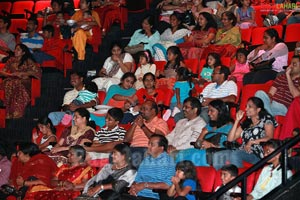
0,143,57,200
0,44,41,119
213,97,278,170
32,116,57,152
93,41,134,91
71,0,101,61
243,28,288,85
50,108,95,164
81,143,136,200
179,12,217,59
176,100,232,166
91,72,137,127
200,11,241,60
153,11,191,61
236,0,256,29
126,15,160,56
247,139,292,200
27,145,94,199
216,0,237,20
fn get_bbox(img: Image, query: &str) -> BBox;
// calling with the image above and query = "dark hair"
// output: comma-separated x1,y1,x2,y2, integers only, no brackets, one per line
241,97,270,129
176,160,197,180
205,53,221,68
165,46,184,70
110,41,123,54
69,145,86,162
85,81,98,93
120,72,137,84
142,72,156,82
0,142,7,157
265,28,282,43
74,107,96,129
83,10,92,16
221,164,239,177
222,11,237,26
138,50,153,64
16,44,36,67
169,11,186,31
209,99,232,128
150,134,168,151
107,107,124,122
218,65,231,80
236,48,249,59
70,70,86,79
176,66,193,89
292,55,300,62
0,16,11,29
196,12,218,31
225,0,237,7
145,99,159,115
237,0,251,7
42,24,55,36
263,139,282,150
18,142,41,157
184,97,202,115
28,17,39,26
37,116,56,134
113,143,132,164
51,0,63,9
140,15,156,34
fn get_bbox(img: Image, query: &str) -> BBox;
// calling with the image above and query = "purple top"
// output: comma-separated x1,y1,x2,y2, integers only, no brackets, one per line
0,156,12,187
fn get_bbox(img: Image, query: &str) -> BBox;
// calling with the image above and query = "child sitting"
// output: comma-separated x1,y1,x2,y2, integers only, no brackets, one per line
199,52,221,85
236,0,256,29
229,48,250,84
215,164,241,200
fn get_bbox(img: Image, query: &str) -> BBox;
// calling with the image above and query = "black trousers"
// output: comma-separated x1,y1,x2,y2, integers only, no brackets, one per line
243,69,278,85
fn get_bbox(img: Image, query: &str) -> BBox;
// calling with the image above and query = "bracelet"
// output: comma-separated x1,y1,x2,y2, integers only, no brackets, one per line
144,182,149,188
100,184,104,190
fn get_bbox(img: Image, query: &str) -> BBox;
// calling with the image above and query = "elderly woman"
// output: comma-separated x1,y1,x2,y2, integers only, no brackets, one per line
27,145,94,199
213,97,278,170
71,0,101,61
0,44,41,119
243,28,288,85
153,11,191,61
80,143,136,200
93,41,134,91
201,11,241,59
126,15,160,55
176,100,233,166
50,108,95,164
1,143,57,199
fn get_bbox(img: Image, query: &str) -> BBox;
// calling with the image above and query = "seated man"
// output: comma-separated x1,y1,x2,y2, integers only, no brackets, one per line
124,100,169,168
0,16,15,62
200,65,237,122
255,55,300,116
167,97,206,153
122,134,175,200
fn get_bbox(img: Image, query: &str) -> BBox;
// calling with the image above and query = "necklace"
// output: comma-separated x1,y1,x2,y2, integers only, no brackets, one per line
114,163,128,170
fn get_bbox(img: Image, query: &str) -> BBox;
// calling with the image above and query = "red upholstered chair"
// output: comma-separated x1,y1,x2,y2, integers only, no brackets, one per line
288,51,295,65
241,27,252,45
274,115,285,139
9,19,27,35
97,90,106,105
184,59,199,74
154,61,167,72
0,2,12,14
195,166,217,192
251,27,267,46
221,57,231,68
11,1,34,17
239,80,273,111
73,0,80,9
270,25,283,39
34,0,51,14
284,23,300,43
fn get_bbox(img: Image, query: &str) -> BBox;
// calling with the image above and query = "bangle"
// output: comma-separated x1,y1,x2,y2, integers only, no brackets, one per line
144,182,149,188
100,184,104,190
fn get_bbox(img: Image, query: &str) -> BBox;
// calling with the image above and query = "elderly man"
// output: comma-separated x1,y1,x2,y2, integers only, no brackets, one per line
0,16,15,62
255,55,300,116
167,97,206,152
122,134,175,200
200,65,237,122
124,100,169,167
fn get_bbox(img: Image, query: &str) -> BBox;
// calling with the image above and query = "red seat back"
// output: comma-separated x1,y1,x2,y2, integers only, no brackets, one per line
0,2,12,14
251,27,267,46
195,166,217,192
184,59,199,74
284,23,300,43
9,19,27,35
11,1,34,16
274,115,285,139
154,61,167,72
34,1,51,14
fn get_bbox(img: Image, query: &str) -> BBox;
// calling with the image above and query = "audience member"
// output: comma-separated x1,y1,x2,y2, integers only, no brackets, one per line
200,52,221,84
0,16,15,62
122,134,175,200
216,0,237,20
213,97,277,169
236,0,256,29
255,55,300,116
229,48,250,84
0,142,11,187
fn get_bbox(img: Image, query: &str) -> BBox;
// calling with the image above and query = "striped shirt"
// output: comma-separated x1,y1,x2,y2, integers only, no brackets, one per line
75,90,97,104
272,74,300,108
94,126,126,143
201,80,237,99
20,33,44,51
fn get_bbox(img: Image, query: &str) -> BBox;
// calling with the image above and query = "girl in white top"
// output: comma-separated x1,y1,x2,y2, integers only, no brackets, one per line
134,50,156,90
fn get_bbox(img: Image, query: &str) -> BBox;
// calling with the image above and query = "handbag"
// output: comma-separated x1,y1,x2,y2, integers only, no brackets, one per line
124,43,144,55
203,132,228,165
250,57,275,72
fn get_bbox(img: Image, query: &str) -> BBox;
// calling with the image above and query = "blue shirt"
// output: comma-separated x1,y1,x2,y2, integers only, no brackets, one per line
20,32,44,52
183,179,196,200
171,81,194,104
206,123,233,148
103,84,136,105
135,152,175,199
200,67,213,81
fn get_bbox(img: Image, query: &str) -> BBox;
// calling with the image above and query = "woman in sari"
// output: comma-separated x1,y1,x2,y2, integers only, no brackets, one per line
71,0,101,61
0,44,41,119
153,11,191,61
50,108,95,164
179,12,218,59
201,11,241,59
92,41,134,91
27,145,94,200
175,100,232,166
0,143,57,200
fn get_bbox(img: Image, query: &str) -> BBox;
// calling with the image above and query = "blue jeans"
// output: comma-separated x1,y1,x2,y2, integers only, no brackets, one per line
48,111,66,126
213,149,260,169
255,90,287,116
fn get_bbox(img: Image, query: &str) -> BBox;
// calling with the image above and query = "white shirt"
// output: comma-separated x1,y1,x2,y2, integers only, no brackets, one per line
167,116,206,150
103,53,133,79
201,80,237,99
